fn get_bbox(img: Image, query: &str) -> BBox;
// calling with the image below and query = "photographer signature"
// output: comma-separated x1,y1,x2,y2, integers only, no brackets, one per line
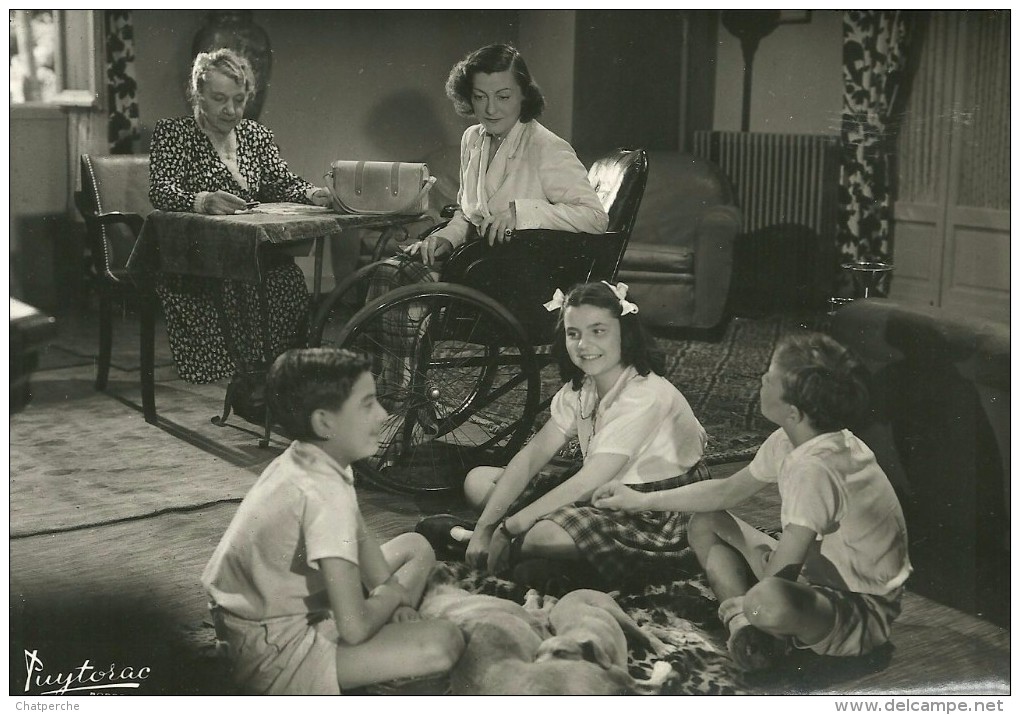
23,650,150,695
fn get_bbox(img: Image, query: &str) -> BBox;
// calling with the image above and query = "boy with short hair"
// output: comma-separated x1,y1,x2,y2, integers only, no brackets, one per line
202,348,464,694
593,332,911,671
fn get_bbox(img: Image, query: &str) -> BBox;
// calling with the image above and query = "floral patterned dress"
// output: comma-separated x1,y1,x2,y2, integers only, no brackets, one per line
148,117,314,383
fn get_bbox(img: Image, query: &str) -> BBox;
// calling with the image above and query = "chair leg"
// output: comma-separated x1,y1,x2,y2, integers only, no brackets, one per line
95,292,112,391
139,291,158,424
212,385,233,426
259,408,272,448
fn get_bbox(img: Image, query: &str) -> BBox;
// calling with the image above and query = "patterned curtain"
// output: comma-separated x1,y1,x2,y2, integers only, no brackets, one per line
106,10,140,154
837,11,911,265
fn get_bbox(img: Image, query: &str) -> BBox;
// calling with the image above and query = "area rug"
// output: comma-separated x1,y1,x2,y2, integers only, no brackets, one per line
9,369,283,538
661,313,824,464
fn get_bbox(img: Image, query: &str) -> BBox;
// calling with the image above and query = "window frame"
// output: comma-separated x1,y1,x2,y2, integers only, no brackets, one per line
10,9,104,110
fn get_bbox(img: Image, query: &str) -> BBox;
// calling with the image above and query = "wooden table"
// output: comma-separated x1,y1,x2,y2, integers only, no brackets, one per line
127,204,427,306
125,204,428,429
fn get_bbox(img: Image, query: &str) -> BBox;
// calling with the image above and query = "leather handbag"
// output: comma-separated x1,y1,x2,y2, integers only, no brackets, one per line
326,160,436,216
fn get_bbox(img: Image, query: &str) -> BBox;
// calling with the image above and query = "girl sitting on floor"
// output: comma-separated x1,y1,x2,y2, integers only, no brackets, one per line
418,281,710,591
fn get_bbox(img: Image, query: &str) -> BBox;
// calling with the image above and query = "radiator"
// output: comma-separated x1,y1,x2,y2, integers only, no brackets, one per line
692,131,841,311
692,130,840,234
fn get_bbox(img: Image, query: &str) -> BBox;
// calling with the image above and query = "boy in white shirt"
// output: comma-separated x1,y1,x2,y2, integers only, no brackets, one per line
202,348,464,693
593,333,911,671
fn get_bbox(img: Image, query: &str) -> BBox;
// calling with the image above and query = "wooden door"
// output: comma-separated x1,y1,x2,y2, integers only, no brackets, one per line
570,10,717,154
891,11,1009,321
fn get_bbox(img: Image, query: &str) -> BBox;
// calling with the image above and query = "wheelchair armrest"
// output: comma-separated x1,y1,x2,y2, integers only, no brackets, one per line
444,229,629,285
421,220,451,240
440,229,629,343
446,229,626,269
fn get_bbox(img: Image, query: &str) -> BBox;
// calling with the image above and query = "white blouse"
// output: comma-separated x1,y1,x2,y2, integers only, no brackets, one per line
549,366,707,485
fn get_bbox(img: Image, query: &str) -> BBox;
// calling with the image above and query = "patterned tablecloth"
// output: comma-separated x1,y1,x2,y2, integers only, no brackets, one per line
126,204,427,284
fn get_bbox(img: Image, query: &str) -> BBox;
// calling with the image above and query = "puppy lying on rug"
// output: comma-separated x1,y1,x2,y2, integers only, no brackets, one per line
420,568,673,695
536,589,670,671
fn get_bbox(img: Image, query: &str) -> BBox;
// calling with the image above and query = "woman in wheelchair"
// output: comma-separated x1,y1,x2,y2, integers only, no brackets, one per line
402,42,608,267
148,48,331,389
418,282,711,591
361,43,608,446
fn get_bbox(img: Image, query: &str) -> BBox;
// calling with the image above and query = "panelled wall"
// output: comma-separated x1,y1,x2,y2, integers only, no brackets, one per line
892,11,1010,321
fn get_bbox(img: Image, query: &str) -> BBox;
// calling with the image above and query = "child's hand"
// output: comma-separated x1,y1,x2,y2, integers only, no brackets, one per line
486,527,512,576
390,606,420,623
465,524,495,570
592,482,646,512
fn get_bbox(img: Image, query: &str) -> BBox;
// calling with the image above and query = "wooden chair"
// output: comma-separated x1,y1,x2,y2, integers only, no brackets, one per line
74,154,157,423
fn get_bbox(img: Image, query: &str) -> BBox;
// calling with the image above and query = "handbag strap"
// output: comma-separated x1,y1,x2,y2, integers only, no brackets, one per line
352,162,402,197
327,168,437,217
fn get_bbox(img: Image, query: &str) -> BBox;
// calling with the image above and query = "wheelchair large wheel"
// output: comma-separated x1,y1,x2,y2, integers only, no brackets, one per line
310,282,541,494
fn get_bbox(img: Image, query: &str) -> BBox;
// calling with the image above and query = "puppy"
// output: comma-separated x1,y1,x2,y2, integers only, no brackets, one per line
536,589,670,671
418,583,550,640
455,623,656,694
420,575,671,694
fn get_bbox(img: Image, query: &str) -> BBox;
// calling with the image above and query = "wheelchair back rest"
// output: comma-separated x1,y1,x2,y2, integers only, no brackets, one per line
79,154,154,276
453,232,632,346
586,148,650,235
446,148,648,345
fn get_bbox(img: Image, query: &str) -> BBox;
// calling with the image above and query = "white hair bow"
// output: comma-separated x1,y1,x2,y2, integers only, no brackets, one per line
602,281,640,316
543,288,566,312
543,284,639,315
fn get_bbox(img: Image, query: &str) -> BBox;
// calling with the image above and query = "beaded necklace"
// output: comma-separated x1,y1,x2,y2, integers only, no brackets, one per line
578,386,601,439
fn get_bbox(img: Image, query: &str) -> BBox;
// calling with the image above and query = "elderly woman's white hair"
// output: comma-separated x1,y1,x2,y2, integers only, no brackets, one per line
187,47,255,112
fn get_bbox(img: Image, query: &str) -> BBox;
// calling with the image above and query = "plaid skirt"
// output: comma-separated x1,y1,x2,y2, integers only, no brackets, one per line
507,461,713,585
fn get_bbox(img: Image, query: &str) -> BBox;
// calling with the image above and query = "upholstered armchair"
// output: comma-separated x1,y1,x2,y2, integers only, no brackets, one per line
615,151,740,330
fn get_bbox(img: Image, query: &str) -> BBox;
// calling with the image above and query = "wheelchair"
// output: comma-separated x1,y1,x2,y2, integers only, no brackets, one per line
308,148,649,495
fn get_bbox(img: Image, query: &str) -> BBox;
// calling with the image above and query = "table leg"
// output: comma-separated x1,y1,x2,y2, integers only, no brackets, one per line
139,290,157,424
312,235,325,310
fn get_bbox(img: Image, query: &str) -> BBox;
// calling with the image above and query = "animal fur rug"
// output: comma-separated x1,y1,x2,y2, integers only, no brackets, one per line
406,560,748,696
180,558,893,695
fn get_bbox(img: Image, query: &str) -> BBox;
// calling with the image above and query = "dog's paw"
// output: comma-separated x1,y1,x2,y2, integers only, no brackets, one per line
649,660,674,681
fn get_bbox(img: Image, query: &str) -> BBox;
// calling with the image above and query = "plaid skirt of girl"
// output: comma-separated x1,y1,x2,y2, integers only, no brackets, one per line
507,460,713,585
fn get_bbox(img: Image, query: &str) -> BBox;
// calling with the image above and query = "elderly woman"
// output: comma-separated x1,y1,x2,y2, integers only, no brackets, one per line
149,48,331,390
367,43,608,429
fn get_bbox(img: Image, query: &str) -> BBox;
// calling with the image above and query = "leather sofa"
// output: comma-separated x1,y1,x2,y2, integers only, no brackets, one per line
830,299,1010,626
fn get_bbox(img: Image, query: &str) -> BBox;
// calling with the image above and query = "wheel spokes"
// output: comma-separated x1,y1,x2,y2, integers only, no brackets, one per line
320,290,539,493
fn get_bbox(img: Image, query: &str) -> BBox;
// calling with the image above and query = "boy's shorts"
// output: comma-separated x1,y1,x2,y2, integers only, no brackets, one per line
729,514,903,658
795,584,903,658
211,605,341,695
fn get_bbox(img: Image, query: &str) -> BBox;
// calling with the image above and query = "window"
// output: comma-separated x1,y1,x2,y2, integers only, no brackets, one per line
9,9,100,107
